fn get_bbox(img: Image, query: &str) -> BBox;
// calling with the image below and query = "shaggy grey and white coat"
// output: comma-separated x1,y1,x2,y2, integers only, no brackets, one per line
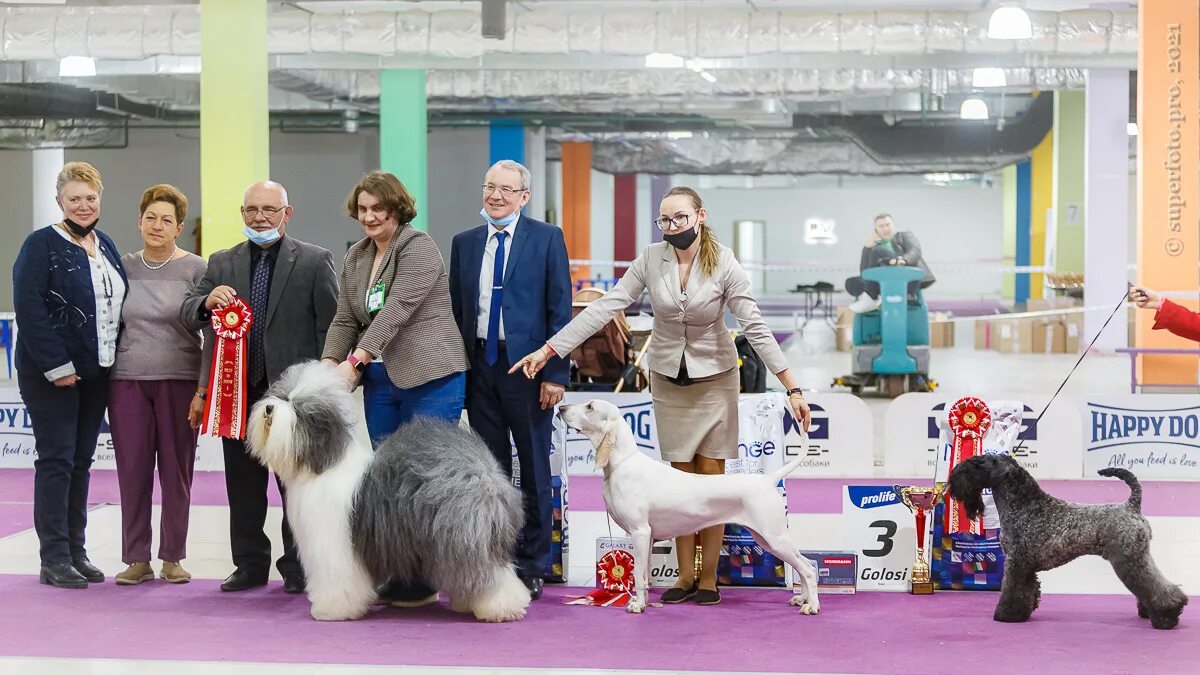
245,361,530,622
948,453,1187,629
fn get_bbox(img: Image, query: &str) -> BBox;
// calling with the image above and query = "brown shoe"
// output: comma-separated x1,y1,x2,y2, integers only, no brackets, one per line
160,561,192,584
115,562,155,586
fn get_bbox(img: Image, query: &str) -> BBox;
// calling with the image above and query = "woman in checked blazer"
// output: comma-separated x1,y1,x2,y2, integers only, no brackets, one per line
322,170,468,608
511,186,812,607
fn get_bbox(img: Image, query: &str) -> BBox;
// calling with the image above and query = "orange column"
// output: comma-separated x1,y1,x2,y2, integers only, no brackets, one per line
561,142,592,285
1137,0,1200,385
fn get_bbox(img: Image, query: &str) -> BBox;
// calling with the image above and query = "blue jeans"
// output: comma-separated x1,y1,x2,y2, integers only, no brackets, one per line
361,364,465,448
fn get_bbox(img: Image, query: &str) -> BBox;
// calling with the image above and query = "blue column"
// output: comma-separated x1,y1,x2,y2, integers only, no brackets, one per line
1014,160,1032,305
489,121,525,167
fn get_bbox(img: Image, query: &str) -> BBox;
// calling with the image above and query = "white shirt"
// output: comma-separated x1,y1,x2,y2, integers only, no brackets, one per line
476,220,517,341
52,224,126,370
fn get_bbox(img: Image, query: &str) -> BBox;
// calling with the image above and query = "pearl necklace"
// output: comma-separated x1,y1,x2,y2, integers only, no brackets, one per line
140,246,177,270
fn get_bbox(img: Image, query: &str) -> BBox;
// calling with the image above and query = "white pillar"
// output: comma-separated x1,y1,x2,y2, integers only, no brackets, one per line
524,127,547,222
31,148,64,229
1083,69,1131,351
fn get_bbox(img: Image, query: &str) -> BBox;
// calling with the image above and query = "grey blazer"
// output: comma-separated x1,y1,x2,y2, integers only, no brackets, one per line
860,230,935,286
322,227,467,389
548,241,790,379
180,236,339,387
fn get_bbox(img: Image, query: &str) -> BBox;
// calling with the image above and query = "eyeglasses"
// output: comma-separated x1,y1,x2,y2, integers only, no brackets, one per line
242,206,285,218
481,183,528,197
654,213,694,231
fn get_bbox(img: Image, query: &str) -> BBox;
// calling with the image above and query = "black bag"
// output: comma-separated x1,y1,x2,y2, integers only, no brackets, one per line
735,334,767,393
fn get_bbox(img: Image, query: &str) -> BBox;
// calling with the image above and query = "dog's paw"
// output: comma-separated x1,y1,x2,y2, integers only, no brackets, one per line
478,606,526,623
789,595,820,615
310,603,363,621
626,599,645,614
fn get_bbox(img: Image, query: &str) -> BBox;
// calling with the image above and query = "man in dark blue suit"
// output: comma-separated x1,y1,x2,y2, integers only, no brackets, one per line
449,160,572,600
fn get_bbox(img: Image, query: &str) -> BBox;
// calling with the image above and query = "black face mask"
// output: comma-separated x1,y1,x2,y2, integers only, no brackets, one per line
663,225,699,250
63,217,98,239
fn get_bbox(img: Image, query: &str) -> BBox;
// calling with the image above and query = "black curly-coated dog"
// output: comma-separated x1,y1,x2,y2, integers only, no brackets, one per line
947,453,1187,629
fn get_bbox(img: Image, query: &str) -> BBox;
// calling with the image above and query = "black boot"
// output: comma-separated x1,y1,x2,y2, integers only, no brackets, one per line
40,560,89,589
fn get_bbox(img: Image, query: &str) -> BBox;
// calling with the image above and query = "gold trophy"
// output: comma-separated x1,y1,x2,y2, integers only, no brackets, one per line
893,483,946,595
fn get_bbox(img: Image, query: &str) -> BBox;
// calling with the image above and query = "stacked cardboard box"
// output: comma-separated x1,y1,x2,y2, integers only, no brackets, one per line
836,307,854,352
929,312,955,348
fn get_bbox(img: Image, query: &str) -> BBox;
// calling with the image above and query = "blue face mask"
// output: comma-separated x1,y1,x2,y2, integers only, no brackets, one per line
243,225,281,246
480,207,519,228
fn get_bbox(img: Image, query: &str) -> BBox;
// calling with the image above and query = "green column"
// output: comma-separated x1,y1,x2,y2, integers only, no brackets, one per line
200,0,269,256
1052,90,1086,273
380,70,428,232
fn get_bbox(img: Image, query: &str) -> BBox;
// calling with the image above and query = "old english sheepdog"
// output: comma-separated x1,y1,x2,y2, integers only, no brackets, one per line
245,361,530,622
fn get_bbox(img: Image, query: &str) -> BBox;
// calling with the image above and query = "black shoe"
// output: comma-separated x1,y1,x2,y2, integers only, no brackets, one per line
523,577,544,601
660,581,698,604
71,556,105,583
695,587,722,606
283,574,306,594
40,560,88,589
220,568,268,592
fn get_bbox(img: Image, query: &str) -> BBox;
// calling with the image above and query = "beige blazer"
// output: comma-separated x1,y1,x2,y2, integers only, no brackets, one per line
322,226,467,389
548,241,789,379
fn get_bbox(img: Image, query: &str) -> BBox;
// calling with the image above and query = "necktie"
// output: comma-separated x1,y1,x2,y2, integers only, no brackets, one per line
485,231,508,366
247,253,270,385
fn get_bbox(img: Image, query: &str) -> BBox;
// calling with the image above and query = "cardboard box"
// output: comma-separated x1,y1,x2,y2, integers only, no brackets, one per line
974,319,992,350
836,307,855,352
800,551,858,595
992,318,1033,353
1032,320,1067,354
930,312,955,348
1065,315,1083,352
1027,297,1080,312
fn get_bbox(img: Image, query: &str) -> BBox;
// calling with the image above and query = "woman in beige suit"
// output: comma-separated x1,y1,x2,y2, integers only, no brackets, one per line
511,186,811,606
322,170,468,607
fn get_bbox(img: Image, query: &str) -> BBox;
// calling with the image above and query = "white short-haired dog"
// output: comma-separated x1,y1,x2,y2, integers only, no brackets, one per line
245,361,530,622
558,399,820,615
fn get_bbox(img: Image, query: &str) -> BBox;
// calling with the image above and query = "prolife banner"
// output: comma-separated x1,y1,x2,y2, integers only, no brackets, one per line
1,387,224,470
882,393,1082,479
556,391,872,477
1078,395,1200,479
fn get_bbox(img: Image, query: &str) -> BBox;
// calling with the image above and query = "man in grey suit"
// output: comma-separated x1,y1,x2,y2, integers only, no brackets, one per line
181,180,338,593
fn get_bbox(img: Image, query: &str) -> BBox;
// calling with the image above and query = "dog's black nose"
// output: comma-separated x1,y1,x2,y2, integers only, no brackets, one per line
264,404,274,415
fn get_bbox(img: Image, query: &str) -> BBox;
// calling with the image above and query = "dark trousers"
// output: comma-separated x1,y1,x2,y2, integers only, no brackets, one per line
466,341,554,580
17,367,109,564
222,381,301,579
107,379,198,564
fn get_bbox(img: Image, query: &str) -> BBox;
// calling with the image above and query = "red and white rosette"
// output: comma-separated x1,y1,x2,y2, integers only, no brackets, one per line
201,298,254,439
567,549,636,608
946,396,992,534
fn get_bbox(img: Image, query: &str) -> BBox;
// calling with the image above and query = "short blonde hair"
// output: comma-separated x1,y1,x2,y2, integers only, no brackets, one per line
140,184,188,223
56,161,103,197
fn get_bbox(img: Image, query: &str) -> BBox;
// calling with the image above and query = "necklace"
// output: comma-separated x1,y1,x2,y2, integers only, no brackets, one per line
140,246,177,270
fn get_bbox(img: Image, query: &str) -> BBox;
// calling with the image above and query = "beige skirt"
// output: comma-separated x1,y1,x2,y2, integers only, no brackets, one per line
650,367,739,462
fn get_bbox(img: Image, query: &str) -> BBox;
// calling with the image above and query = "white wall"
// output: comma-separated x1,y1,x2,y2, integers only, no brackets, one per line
673,176,1007,298
0,152,35,312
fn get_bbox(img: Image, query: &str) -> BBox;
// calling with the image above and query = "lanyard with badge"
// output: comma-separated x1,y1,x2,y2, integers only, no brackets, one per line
367,282,385,315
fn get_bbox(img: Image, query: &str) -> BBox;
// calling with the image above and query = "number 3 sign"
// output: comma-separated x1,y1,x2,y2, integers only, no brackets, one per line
841,485,917,591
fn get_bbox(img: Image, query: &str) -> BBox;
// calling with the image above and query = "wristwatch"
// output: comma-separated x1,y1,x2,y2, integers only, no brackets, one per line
347,354,367,373
786,387,805,398
194,391,207,401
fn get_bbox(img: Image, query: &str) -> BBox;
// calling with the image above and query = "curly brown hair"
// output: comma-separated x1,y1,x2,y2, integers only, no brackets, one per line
139,183,188,223
345,171,417,226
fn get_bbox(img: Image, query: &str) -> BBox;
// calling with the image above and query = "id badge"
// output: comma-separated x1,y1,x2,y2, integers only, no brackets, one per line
367,282,385,314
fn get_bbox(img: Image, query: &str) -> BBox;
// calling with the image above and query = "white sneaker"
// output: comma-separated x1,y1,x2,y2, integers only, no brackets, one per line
848,294,881,313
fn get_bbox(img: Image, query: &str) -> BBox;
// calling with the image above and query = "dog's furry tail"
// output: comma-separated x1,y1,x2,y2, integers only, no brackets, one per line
1097,467,1143,511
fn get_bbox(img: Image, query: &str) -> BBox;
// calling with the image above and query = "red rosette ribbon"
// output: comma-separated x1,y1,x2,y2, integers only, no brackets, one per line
568,549,636,608
946,396,992,534
201,298,254,439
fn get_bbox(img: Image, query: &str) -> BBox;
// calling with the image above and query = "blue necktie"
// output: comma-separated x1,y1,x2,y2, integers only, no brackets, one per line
485,231,508,366
247,253,270,385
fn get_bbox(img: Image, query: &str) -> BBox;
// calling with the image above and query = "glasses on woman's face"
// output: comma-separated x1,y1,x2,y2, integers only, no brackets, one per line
481,183,527,198
654,212,693,232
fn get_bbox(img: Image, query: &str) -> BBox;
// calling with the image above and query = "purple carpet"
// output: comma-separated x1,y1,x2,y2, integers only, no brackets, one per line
0,575,1193,673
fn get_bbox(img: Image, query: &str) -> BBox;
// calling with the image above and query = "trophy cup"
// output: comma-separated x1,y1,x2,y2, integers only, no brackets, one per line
893,483,947,595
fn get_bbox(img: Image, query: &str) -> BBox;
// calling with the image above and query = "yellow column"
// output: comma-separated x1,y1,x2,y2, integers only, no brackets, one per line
1137,0,1200,385
200,0,269,256
1028,128,1054,300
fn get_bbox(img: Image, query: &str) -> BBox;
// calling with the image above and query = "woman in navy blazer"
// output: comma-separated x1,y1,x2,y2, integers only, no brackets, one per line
13,161,128,589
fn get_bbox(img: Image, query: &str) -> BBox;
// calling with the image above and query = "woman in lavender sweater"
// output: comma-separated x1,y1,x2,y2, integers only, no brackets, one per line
108,184,208,585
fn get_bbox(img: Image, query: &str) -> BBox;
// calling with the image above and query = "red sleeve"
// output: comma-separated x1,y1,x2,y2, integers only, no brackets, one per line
1152,299,1200,342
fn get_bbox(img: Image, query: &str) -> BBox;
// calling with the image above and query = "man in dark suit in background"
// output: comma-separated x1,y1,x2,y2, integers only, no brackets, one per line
449,160,572,600
181,180,338,593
